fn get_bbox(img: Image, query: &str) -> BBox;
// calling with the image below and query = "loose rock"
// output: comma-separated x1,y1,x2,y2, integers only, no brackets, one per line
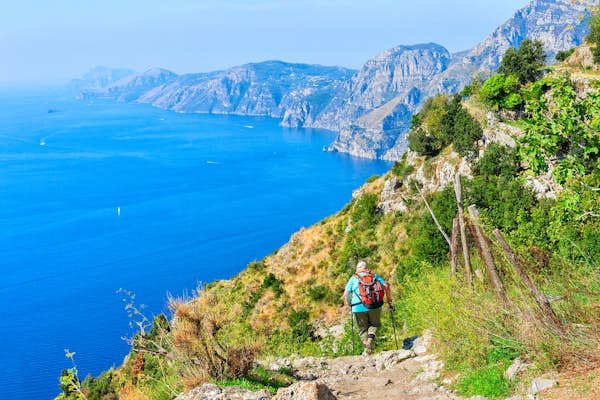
530,377,557,395
413,330,433,355
273,381,337,400
505,357,531,380
175,383,271,400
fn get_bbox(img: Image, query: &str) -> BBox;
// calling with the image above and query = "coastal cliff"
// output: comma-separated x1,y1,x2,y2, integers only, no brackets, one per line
73,0,594,161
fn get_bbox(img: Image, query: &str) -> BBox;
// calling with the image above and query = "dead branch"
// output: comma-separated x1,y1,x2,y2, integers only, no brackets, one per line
468,205,510,305
454,174,473,286
492,229,562,328
451,215,461,275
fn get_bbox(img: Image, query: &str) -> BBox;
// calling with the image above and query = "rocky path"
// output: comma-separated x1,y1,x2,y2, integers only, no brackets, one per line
178,332,467,400
177,331,563,400
276,349,456,400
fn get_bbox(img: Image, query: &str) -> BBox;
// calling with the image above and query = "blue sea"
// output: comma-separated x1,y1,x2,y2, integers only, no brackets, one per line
0,88,391,400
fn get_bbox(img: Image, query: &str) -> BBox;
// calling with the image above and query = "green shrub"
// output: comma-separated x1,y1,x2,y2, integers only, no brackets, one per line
351,193,381,230
480,74,522,109
365,174,379,183
404,186,456,268
455,364,512,399
338,232,375,274
555,48,575,62
391,154,414,179
306,284,335,303
464,175,537,232
472,144,520,178
408,95,454,156
81,370,119,400
248,260,266,271
452,107,483,157
287,309,314,342
408,94,482,157
461,75,484,97
261,273,284,298
408,127,440,156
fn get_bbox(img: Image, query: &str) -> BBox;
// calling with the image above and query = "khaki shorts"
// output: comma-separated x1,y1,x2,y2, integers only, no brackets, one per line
354,308,382,341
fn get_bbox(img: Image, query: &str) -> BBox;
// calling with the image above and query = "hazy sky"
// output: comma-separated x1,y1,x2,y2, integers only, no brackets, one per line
2,0,530,84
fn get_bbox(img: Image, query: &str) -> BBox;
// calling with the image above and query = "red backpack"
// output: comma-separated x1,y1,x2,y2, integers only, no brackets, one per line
354,271,385,309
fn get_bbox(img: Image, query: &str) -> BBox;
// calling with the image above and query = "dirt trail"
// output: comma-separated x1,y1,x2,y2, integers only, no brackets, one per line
285,350,459,400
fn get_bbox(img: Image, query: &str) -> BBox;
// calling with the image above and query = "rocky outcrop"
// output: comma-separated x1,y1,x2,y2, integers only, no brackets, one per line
78,61,355,122
378,177,407,214
566,45,598,69
317,44,451,130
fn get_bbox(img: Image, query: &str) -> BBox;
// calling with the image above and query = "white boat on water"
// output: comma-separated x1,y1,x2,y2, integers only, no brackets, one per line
117,207,121,216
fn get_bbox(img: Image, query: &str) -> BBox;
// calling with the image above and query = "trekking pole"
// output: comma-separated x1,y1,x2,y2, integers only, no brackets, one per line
350,307,356,355
389,303,399,350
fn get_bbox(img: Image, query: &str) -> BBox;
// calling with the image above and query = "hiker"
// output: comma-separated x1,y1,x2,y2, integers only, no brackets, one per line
343,260,392,355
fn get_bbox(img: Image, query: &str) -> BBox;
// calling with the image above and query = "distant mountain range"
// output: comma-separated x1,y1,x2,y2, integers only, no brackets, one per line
73,0,595,160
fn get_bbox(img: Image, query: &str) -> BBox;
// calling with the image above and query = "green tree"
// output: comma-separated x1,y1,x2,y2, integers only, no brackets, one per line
408,95,455,156
452,107,483,157
498,39,546,84
480,74,523,109
587,7,600,64
555,48,575,62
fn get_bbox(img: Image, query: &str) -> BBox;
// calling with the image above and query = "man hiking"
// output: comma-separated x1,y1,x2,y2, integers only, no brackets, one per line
343,260,392,355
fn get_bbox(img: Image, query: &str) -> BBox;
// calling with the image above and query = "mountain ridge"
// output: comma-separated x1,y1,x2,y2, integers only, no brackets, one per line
72,0,595,160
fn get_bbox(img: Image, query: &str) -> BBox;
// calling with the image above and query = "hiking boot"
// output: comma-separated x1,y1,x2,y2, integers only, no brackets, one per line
362,338,374,355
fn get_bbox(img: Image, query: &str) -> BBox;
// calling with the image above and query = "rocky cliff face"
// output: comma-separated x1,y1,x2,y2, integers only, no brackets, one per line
324,0,594,160
73,0,594,160
80,61,355,121
321,44,452,159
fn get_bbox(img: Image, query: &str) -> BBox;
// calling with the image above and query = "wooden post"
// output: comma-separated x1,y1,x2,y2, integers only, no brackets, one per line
492,229,561,326
414,182,452,248
468,205,509,304
451,215,460,275
454,174,472,286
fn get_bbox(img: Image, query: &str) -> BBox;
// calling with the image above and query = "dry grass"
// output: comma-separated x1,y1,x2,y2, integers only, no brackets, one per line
543,366,600,400
168,293,262,389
